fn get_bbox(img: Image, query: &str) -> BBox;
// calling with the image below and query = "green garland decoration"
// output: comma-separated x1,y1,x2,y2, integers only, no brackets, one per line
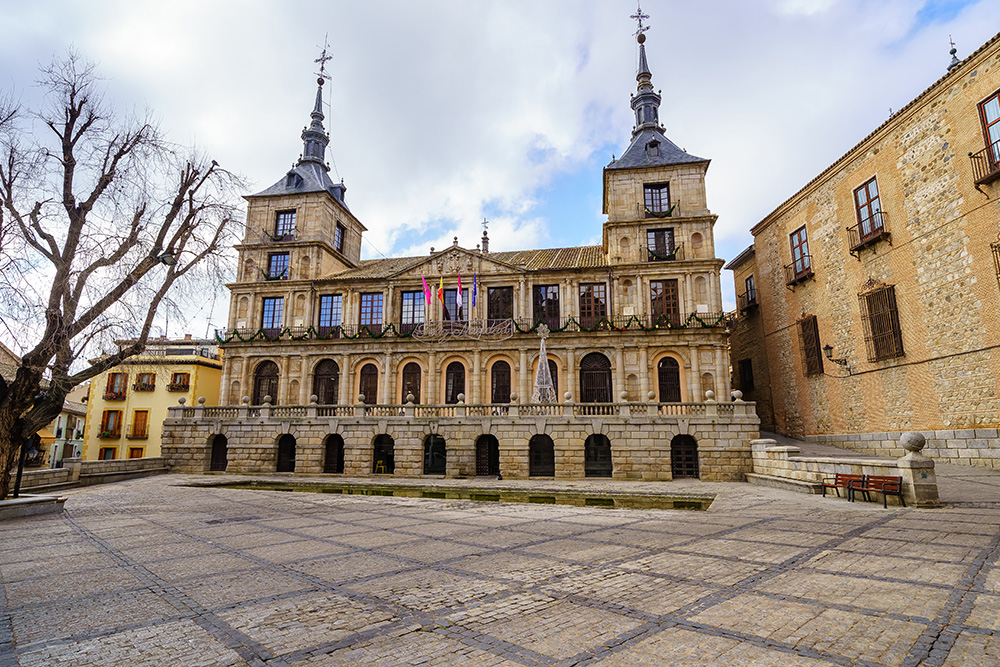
214,313,727,345
263,230,291,242
646,247,678,261
644,203,677,218
259,268,288,281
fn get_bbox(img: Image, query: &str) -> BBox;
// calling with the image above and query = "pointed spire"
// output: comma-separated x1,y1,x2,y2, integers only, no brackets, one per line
629,5,661,140
299,76,330,169
947,36,961,71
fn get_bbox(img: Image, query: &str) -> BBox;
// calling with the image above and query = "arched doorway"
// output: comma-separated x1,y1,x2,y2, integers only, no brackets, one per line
584,434,612,477
402,362,421,403
491,361,511,404
529,434,555,477
253,360,279,405
323,434,344,474
313,360,340,405
373,434,394,474
475,435,500,476
580,353,612,403
423,435,446,475
658,357,682,402
359,363,378,404
209,434,228,472
276,434,296,472
671,435,699,479
445,361,465,404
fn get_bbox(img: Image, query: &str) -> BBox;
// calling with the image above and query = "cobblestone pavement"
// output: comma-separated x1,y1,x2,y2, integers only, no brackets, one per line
1,474,999,666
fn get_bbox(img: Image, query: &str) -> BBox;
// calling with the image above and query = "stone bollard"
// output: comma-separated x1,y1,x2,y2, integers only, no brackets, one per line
63,457,83,484
896,431,940,507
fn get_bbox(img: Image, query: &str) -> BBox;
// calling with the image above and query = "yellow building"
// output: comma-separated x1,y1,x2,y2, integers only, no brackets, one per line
82,336,222,460
728,32,1000,468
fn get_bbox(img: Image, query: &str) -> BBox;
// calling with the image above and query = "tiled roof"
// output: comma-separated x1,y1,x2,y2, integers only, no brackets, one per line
606,128,708,171
320,245,607,281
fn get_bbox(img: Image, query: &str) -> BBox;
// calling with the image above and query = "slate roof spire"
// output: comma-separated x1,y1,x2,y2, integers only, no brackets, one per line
299,77,331,168
947,36,961,71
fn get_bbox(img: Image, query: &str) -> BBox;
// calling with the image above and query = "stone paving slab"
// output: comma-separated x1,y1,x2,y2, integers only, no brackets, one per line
0,472,998,666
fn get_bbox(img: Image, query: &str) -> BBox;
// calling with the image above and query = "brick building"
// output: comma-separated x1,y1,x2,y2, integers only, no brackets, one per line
163,29,759,480
728,32,1000,468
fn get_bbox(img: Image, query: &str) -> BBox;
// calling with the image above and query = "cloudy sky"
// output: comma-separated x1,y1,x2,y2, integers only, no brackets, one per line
2,0,997,336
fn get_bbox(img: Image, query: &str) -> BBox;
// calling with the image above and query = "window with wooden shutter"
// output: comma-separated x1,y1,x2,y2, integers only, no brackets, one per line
578,283,607,328
798,315,824,375
650,279,680,326
859,282,905,361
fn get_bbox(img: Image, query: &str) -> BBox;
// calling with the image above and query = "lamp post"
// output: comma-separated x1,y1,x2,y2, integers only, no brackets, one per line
822,344,851,374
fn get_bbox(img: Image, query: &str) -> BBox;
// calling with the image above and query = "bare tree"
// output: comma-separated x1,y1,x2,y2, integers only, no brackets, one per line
0,52,242,500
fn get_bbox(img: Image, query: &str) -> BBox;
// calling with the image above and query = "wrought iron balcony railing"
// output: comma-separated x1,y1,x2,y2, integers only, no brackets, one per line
126,425,149,439
103,390,126,401
635,199,681,219
647,243,685,262
784,256,814,287
969,140,1000,185
847,211,891,256
737,290,758,313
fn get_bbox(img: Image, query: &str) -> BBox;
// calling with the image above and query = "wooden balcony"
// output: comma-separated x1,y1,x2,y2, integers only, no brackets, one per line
784,256,814,287
969,141,1000,186
847,211,892,257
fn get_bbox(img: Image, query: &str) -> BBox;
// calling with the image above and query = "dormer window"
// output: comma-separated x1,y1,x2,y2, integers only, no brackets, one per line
274,210,295,239
335,223,346,253
646,140,660,157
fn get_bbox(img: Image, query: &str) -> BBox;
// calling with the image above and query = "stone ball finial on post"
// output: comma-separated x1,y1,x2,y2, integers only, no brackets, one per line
242,396,250,405
509,392,518,404
177,397,187,405
647,391,656,402
733,390,744,403
564,391,573,403
197,396,206,405
704,390,716,403
901,431,927,455
262,395,272,406
309,394,318,405
457,393,465,404
405,393,415,405
357,393,366,405
619,390,629,402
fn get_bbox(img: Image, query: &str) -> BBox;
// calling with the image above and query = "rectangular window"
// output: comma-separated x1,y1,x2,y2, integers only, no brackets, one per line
745,275,756,303
129,410,149,439
789,226,811,276
646,228,676,261
335,223,346,253
168,372,190,391
649,279,680,326
359,293,384,333
100,409,122,437
275,210,295,238
738,358,755,391
532,285,560,329
644,183,671,217
261,296,284,331
99,447,116,460
318,294,342,336
443,289,469,322
104,373,128,400
854,176,883,240
134,372,155,391
860,283,905,361
128,447,144,459
798,315,824,376
578,283,608,328
981,88,1000,162
487,286,513,321
267,252,289,280
400,291,426,333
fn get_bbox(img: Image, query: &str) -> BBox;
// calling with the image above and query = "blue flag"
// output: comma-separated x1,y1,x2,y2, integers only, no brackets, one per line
472,273,477,307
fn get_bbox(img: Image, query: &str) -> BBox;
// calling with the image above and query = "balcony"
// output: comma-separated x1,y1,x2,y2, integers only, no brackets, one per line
126,425,149,440
99,429,121,439
647,243,685,262
167,382,190,392
103,390,126,401
262,228,295,243
133,382,155,392
969,140,1000,185
260,268,289,281
847,211,891,257
636,200,681,219
784,256,814,287
215,313,729,344
737,290,758,313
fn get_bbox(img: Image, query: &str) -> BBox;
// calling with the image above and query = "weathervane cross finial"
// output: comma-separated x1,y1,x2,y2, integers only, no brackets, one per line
630,3,650,37
315,34,333,80
482,217,489,233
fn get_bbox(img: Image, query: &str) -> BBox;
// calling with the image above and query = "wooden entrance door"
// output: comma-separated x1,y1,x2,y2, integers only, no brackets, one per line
253,361,279,405
671,435,699,479
475,435,500,476
209,435,228,472
584,434,612,477
658,357,682,402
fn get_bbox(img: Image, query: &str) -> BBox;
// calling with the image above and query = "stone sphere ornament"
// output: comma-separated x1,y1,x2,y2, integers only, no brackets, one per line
705,390,715,401
177,397,187,405
900,431,927,453
242,396,250,405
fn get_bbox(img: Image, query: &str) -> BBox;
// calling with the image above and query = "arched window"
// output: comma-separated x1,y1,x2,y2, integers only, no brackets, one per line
475,435,500,476
402,362,421,403
252,360,279,405
491,361,511,404
276,434,296,473
548,359,559,398
579,353,612,403
423,435,446,475
359,363,378,404
658,357,682,402
373,435,394,474
209,434,228,472
585,434,612,477
529,434,555,477
323,434,344,474
445,361,465,404
313,359,339,405
671,434,699,479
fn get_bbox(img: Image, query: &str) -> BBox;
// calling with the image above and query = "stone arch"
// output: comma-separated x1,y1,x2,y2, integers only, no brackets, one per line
312,359,340,405
651,351,687,402
423,434,447,475
695,276,708,306
529,434,555,477
237,296,249,320
618,235,632,261
209,434,228,472
293,293,306,319
659,357,683,402
276,434,296,473
690,232,704,257
701,372,715,400
444,359,467,404
252,360,279,405
353,359,382,404
579,352,612,403
289,379,300,404
625,373,639,401
490,359,512,404
475,434,500,476
228,380,241,406
300,255,311,279
671,434,699,479
584,434,612,478
398,359,423,403
323,434,344,474
373,434,395,474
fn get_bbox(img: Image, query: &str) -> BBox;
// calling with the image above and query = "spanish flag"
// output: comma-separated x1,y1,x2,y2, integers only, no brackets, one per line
438,276,444,303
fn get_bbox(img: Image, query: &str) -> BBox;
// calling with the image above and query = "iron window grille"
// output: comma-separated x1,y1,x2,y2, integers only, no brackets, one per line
859,281,905,362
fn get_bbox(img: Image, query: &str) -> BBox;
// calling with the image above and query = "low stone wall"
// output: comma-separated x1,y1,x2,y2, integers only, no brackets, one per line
162,401,759,482
750,438,939,507
805,429,1000,470
18,457,168,492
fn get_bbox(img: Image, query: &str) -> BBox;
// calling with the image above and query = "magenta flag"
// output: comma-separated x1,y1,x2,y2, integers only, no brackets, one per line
422,276,431,305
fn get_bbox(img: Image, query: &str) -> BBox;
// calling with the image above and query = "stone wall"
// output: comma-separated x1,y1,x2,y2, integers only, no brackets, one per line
18,457,168,492
162,402,759,482
806,428,1000,470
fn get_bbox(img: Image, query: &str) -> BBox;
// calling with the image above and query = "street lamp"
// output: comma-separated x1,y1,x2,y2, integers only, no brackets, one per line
154,252,178,266
822,344,851,374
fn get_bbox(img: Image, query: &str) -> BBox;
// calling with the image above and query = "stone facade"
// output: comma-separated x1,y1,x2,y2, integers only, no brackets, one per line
728,32,1000,468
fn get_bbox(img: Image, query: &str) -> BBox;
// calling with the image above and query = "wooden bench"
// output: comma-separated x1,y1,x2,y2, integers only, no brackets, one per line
821,473,864,499
849,475,906,508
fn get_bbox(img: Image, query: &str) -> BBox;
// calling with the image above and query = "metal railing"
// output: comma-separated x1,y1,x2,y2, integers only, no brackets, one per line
647,242,685,262
636,199,681,218
784,256,814,286
847,211,890,253
969,140,1000,185
737,290,757,312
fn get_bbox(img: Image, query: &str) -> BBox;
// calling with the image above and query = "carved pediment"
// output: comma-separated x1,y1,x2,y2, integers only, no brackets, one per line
390,246,525,280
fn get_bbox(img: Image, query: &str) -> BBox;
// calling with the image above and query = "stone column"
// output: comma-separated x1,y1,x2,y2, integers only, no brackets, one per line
383,351,393,404
519,347,529,400
565,347,576,401
689,346,700,402
385,285,394,329
428,351,437,404
683,274,694,318
278,356,291,404
639,345,649,398
339,354,351,405
715,346,730,399
614,346,625,399
472,349,482,404
239,356,251,403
